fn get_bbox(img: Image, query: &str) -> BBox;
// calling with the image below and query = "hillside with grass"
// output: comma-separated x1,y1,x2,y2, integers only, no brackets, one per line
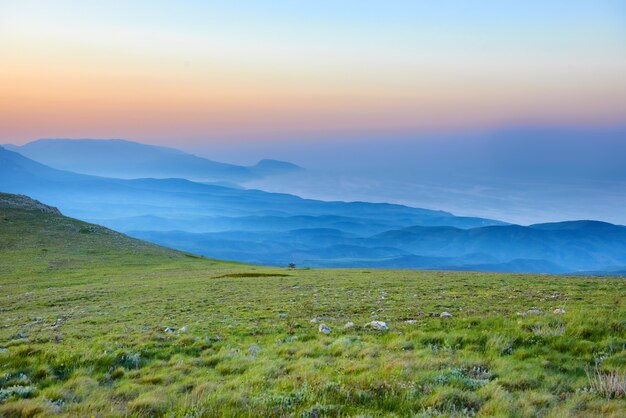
0,193,625,416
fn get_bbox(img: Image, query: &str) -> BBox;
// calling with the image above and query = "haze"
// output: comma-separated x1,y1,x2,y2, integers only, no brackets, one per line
1,1,625,224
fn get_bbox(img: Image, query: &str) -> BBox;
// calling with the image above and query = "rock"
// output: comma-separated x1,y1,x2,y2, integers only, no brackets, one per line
163,326,175,333
0,348,9,354
343,321,355,329
553,308,566,315
318,323,331,334
310,318,319,323
278,313,289,318
12,333,27,339
365,321,389,331
440,312,453,318
248,344,261,356
405,319,418,324
179,326,188,332
527,308,542,315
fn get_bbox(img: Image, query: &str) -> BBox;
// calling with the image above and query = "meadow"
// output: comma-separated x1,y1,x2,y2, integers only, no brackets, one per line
1,195,625,417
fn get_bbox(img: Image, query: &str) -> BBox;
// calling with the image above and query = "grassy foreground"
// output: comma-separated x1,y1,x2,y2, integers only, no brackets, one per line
0,194,625,417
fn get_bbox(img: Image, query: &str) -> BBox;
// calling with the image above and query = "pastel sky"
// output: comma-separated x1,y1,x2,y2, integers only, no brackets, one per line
1,0,625,144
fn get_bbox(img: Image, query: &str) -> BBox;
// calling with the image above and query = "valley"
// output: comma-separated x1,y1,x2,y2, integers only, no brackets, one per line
2,144,626,274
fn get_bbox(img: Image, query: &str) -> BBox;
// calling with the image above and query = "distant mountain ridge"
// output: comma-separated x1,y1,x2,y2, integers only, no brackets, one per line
1,145,624,274
3,138,303,182
0,145,498,225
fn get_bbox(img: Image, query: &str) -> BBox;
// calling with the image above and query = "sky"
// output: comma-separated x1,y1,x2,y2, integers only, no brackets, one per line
1,0,626,144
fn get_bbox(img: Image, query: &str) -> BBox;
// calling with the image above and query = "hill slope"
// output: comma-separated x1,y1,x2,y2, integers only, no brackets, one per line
0,193,624,417
0,193,198,276
4,138,302,182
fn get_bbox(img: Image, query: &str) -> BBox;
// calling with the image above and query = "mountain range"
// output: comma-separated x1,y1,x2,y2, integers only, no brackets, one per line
3,138,302,184
1,141,625,274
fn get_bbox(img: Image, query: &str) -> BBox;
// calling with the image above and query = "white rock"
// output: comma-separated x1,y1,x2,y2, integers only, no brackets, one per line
248,344,261,356
553,308,566,315
365,320,389,331
440,312,453,318
179,326,187,332
405,319,418,324
310,318,319,323
527,308,542,315
163,326,175,333
318,323,331,334
343,321,355,329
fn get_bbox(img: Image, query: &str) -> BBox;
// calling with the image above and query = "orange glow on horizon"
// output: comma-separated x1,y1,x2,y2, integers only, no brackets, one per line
1,1,625,144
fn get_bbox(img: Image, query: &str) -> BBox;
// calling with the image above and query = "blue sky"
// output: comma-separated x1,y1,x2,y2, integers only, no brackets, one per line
1,0,625,143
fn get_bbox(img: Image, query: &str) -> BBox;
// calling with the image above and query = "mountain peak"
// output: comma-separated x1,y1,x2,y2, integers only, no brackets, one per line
6,138,304,183
250,159,304,175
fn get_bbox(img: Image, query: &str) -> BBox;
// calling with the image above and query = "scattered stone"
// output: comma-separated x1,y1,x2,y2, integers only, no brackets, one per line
553,308,566,315
365,321,389,331
440,312,453,318
318,323,331,334
405,320,418,324
344,321,355,329
310,318,319,323
163,326,175,333
248,344,261,356
12,333,27,339
0,348,9,353
278,313,289,319
527,308,542,315
179,326,188,332
51,318,65,329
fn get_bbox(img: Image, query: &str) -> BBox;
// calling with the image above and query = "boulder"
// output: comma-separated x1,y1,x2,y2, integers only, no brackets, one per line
318,323,331,334
365,321,388,331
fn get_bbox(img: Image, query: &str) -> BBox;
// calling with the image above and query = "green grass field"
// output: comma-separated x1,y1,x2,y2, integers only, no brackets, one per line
1,194,625,417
